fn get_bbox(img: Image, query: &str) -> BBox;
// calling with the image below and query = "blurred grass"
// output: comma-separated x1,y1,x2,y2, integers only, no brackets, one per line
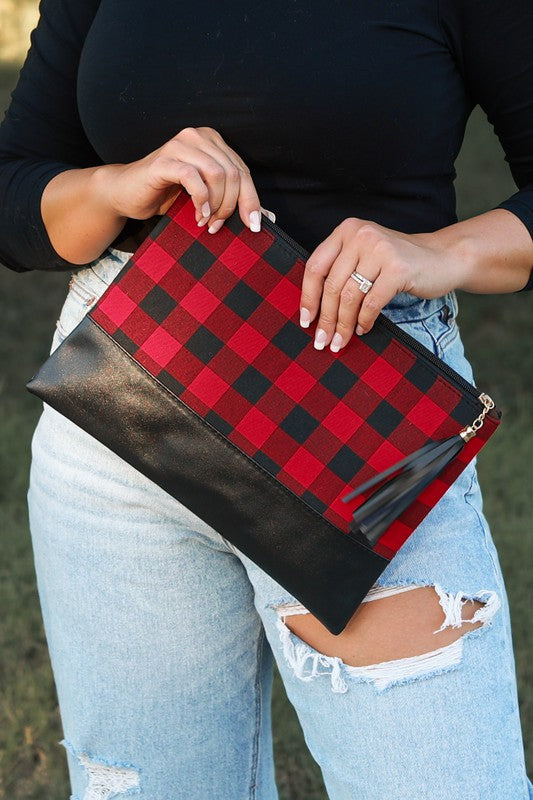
0,59,531,799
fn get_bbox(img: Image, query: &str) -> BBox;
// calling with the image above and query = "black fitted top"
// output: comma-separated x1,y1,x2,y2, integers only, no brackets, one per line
0,0,532,289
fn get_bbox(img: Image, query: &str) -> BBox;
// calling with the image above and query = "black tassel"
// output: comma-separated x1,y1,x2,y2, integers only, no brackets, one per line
342,433,467,546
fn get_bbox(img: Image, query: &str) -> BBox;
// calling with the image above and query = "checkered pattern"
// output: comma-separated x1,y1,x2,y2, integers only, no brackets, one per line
90,194,500,559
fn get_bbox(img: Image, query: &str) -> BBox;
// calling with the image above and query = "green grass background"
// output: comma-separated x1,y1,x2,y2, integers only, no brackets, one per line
0,60,531,798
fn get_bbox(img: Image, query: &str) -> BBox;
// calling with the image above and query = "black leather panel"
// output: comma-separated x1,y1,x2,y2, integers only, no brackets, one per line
27,316,388,634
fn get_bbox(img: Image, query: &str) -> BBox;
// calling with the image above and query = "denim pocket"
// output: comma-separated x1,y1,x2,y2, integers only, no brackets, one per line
419,302,459,358
392,301,459,359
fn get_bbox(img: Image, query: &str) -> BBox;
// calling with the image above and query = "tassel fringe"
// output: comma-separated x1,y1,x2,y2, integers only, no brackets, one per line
342,434,466,546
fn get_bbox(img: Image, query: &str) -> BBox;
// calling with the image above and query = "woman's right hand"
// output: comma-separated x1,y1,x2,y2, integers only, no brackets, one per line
99,126,263,234
42,125,265,264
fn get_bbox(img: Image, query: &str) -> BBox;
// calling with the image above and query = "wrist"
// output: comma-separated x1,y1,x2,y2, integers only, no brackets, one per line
89,163,129,221
438,231,478,291
418,210,533,294
416,227,477,291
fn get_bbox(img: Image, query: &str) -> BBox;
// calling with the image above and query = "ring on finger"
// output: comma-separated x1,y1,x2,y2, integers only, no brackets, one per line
350,271,373,294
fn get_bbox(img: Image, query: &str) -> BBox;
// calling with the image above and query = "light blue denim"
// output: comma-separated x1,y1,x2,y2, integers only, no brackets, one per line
28,248,532,800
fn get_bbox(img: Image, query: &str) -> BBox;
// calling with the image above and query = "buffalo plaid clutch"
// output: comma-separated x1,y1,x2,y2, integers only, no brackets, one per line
27,194,501,634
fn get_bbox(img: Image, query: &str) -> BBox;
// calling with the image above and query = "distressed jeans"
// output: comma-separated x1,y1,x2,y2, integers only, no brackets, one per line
28,249,532,800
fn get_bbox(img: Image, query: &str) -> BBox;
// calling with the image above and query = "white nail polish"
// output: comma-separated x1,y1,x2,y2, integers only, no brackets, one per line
300,307,311,328
330,333,343,353
260,207,277,223
314,328,327,350
249,210,261,232
208,219,223,234
202,201,211,218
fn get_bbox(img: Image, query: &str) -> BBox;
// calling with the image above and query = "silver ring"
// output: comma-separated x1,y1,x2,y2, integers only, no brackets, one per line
350,271,373,294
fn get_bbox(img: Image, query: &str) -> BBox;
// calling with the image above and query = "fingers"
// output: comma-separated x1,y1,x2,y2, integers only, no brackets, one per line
317,264,397,352
301,220,404,351
148,157,211,223
300,231,343,330
354,272,399,336
235,168,262,232
203,156,241,234
169,128,262,233
205,131,263,231
333,269,378,348
313,247,366,351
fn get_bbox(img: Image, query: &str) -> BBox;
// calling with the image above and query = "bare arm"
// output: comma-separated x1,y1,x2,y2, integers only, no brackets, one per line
419,209,533,294
41,166,126,265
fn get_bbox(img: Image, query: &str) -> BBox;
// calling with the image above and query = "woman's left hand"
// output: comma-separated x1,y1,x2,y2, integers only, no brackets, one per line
299,217,464,352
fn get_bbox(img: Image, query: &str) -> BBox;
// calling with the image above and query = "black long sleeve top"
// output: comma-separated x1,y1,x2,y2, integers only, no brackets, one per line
0,0,532,290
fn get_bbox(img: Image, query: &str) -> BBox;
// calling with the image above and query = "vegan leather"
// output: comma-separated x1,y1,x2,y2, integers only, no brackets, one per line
27,194,501,634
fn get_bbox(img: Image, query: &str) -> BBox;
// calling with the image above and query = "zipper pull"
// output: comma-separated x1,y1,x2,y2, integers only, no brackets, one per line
459,393,495,442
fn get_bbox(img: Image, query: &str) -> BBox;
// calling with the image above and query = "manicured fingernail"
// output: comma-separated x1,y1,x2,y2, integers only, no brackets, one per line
261,206,276,223
330,332,343,352
249,210,261,232
197,216,209,227
300,307,311,328
356,325,365,336
208,219,224,234
202,202,211,217
314,328,328,350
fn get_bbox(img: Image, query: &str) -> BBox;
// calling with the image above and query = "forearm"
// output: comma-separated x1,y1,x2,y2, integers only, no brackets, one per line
41,165,127,265
420,209,533,294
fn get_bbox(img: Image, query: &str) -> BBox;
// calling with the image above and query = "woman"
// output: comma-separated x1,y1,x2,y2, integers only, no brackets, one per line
0,1,532,797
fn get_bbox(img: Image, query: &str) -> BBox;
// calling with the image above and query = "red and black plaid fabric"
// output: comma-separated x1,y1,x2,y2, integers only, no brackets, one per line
90,194,499,559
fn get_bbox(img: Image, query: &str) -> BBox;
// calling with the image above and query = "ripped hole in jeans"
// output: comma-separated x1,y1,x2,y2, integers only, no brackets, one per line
272,584,500,692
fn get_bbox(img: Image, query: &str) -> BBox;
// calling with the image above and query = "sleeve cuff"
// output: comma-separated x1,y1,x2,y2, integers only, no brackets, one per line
496,189,533,291
24,162,86,271
0,160,91,272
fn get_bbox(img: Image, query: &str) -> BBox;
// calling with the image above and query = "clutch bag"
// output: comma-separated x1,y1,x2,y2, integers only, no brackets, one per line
27,194,501,634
